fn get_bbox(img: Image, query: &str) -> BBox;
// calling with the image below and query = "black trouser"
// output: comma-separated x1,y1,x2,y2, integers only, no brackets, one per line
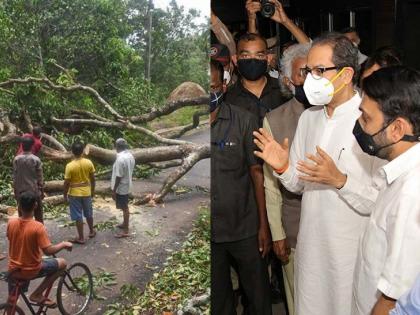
211,236,272,315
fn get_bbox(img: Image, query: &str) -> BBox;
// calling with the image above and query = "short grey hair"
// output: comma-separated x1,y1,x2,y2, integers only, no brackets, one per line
115,138,128,150
280,43,310,80
312,32,360,83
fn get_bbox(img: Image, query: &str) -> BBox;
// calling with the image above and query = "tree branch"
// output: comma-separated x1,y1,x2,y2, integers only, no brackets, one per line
129,96,209,123
41,133,67,152
71,109,113,122
146,160,183,169
21,110,33,132
0,87,15,96
40,143,209,165
134,144,209,205
0,77,123,120
156,109,208,139
51,116,191,146
0,114,19,144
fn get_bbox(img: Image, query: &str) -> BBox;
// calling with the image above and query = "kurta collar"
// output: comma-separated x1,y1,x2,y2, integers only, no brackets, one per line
323,91,361,120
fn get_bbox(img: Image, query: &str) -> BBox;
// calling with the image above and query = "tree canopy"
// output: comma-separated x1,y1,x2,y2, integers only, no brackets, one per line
0,0,209,205
0,0,209,125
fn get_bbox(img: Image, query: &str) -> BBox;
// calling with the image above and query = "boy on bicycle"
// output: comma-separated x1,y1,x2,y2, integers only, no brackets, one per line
7,191,72,306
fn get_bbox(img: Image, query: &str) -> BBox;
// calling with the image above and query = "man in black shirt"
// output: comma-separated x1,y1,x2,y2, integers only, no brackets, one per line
225,33,290,125
211,60,272,315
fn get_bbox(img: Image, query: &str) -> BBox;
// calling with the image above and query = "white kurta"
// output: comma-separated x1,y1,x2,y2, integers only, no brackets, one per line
274,92,383,315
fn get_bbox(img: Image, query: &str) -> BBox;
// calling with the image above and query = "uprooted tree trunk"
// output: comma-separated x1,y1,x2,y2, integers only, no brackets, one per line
42,143,209,205
0,74,209,206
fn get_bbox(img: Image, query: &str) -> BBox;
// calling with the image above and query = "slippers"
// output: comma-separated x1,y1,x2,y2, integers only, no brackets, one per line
68,238,86,244
88,231,96,238
115,233,130,239
30,297,57,308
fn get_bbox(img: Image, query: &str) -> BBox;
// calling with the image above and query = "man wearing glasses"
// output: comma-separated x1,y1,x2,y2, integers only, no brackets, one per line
254,33,384,315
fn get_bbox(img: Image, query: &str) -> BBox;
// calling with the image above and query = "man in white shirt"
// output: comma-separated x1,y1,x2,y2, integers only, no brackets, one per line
351,66,420,315
253,32,382,315
111,138,135,238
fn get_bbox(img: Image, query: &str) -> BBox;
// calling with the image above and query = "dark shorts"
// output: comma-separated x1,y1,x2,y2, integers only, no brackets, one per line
8,258,59,294
115,194,129,210
37,258,59,278
69,196,93,221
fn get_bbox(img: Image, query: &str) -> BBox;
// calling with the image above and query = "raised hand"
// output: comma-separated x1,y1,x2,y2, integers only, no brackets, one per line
246,0,261,19
296,146,347,189
269,0,290,24
253,128,289,171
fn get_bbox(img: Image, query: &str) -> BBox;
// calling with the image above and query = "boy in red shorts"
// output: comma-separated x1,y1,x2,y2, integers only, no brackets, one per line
7,191,73,306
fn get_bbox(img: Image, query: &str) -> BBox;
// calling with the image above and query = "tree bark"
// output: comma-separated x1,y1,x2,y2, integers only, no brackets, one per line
134,144,209,204
40,143,209,165
51,117,190,146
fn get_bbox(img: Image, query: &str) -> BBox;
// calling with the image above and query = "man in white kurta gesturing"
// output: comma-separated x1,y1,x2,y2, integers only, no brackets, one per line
254,33,383,315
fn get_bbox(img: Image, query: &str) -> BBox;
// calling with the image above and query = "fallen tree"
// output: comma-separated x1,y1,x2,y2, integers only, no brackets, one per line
0,74,209,206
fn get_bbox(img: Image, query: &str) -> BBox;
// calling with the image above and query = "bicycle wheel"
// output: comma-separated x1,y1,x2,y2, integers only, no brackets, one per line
0,303,25,315
56,263,93,315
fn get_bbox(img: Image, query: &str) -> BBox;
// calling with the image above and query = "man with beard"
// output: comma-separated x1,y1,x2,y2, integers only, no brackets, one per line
351,66,420,315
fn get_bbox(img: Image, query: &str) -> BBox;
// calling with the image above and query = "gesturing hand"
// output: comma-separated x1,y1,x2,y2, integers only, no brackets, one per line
297,146,347,189
253,128,289,171
269,0,290,24
246,0,261,19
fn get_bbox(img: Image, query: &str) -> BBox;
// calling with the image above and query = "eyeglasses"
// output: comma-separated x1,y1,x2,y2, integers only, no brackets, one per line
300,66,340,80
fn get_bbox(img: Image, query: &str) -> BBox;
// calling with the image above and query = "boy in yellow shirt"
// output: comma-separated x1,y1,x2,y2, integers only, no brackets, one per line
63,142,96,244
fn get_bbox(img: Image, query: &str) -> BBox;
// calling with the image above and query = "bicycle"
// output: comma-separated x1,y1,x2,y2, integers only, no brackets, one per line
0,256,93,315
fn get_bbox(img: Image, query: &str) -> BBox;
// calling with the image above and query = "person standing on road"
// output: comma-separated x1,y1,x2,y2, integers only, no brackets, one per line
13,136,44,223
111,138,135,238
63,142,96,244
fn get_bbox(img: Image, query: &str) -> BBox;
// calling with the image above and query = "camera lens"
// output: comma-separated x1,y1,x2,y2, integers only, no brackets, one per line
261,1,275,18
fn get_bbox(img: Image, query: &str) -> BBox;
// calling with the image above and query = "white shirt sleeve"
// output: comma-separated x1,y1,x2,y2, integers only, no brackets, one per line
337,157,383,215
377,193,420,299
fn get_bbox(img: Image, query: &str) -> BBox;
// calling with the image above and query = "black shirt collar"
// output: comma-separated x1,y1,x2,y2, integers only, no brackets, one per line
236,75,277,99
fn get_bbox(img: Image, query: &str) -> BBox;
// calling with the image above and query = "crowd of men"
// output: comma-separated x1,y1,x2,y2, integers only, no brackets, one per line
211,1,420,315
2,134,135,306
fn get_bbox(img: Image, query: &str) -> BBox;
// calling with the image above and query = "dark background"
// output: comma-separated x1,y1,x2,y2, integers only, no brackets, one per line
211,0,420,69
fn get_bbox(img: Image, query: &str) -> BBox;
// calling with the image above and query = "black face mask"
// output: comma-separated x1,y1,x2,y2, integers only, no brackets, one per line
293,84,312,109
352,119,420,157
353,120,395,157
237,59,267,81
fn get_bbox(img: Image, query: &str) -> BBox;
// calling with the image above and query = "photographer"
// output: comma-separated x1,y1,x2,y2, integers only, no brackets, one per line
246,0,310,44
